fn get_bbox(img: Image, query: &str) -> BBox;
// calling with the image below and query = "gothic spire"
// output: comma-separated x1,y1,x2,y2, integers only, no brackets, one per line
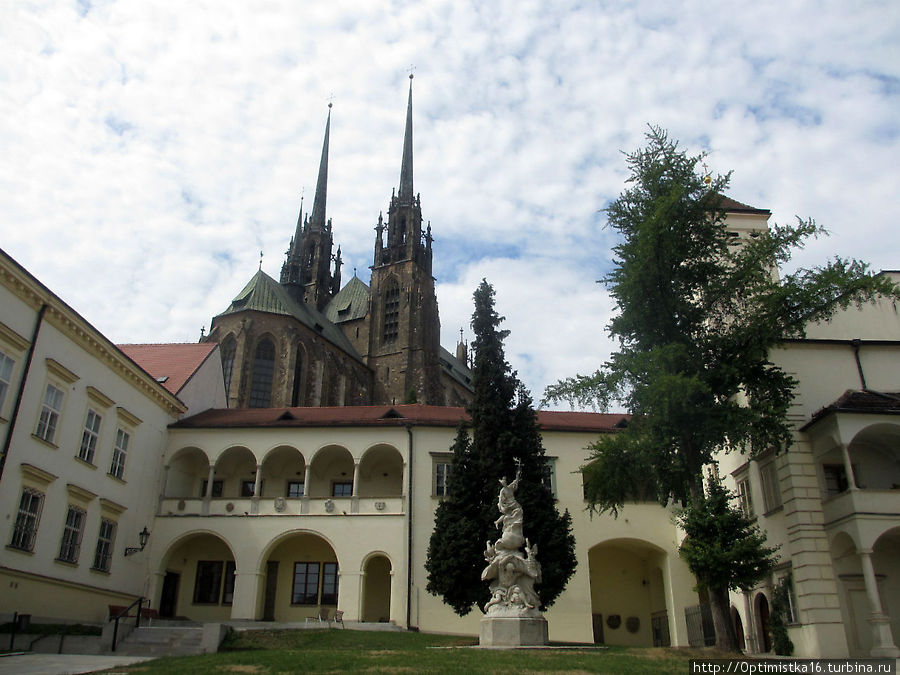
398,74,414,201
309,103,332,231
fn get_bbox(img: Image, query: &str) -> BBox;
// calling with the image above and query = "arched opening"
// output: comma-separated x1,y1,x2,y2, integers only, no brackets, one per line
259,532,339,621
165,447,210,499
260,445,306,499
731,605,746,652
872,527,900,656
755,592,771,653
357,444,403,497
157,532,235,622
249,337,275,408
309,445,354,498
362,554,392,622
214,446,257,498
382,280,400,343
847,424,900,490
220,335,236,400
588,539,669,646
291,344,305,406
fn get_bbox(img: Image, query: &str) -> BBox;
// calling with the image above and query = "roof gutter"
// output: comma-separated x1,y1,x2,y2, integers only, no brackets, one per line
0,303,47,482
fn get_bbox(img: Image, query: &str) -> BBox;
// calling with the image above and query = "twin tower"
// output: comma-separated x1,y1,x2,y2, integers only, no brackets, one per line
205,77,473,409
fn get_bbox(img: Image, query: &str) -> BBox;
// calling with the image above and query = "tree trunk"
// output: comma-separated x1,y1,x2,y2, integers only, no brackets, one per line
709,585,740,652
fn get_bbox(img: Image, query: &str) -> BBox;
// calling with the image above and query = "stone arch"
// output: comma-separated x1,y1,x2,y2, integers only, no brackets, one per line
164,446,210,498
731,605,746,651
214,446,257,499
156,531,236,622
587,538,669,646
358,443,403,497
361,552,393,623
259,444,306,499
308,444,354,498
256,529,340,622
847,423,900,490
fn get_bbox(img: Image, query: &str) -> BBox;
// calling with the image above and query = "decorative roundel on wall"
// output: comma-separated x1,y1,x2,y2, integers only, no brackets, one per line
274,497,287,512
626,616,640,633
606,614,621,629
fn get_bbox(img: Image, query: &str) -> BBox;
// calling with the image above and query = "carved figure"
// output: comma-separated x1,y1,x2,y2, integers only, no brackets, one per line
480,464,543,617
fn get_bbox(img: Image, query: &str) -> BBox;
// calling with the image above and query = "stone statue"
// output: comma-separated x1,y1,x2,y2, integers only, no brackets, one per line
481,464,543,618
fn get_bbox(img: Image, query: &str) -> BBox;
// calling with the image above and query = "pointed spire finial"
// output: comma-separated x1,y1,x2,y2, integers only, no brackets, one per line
309,104,331,231
398,73,414,200
259,250,263,270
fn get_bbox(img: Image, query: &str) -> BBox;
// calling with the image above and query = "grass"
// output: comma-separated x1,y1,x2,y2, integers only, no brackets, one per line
102,628,735,674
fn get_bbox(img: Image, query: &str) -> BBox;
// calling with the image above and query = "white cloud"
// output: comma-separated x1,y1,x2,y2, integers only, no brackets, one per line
2,0,899,409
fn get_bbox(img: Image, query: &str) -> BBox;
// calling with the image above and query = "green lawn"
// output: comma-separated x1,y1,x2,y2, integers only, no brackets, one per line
105,628,733,674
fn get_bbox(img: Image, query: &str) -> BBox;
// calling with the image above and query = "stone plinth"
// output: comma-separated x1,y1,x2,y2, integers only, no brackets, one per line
480,615,548,647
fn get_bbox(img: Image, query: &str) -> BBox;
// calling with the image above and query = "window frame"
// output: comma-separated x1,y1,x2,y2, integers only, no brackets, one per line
35,382,65,445
758,460,782,514
382,282,401,343
92,517,116,573
0,349,15,417
291,561,321,605
433,457,452,497
57,505,86,564
735,474,754,518
286,480,305,498
331,481,353,497
10,487,44,552
78,408,102,464
248,338,275,408
321,562,339,605
201,479,224,498
193,560,225,604
109,428,130,480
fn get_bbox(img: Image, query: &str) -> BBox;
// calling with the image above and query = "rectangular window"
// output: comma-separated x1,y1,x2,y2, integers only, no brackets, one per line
434,461,452,497
332,481,352,497
36,383,64,443
193,561,224,604
78,409,102,464
109,428,130,479
222,561,236,604
759,461,782,513
240,480,263,497
541,459,557,497
92,518,116,572
321,562,339,605
286,480,304,498
736,477,754,517
292,562,320,605
0,350,14,413
58,506,85,563
201,479,224,498
10,488,43,551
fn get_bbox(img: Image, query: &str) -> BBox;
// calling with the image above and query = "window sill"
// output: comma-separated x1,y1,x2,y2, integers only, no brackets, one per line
762,505,784,517
107,473,127,484
90,567,111,576
54,558,79,568
74,456,97,470
31,434,59,449
5,545,34,555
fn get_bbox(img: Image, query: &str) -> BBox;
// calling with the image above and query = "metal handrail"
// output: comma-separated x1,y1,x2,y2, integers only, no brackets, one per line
109,596,144,653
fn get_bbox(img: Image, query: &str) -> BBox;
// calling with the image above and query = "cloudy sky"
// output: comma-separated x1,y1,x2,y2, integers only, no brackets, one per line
3,0,899,410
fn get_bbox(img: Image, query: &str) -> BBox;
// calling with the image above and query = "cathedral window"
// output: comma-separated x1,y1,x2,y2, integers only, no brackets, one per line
383,283,400,343
291,346,304,406
220,337,236,399
249,338,275,408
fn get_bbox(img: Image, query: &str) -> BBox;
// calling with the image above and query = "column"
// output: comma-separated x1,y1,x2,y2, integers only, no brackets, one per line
858,549,899,657
337,570,363,622
303,465,312,496
203,464,215,515
352,462,360,497
743,591,758,654
251,463,262,514
840,444,858,490
231,571,263,620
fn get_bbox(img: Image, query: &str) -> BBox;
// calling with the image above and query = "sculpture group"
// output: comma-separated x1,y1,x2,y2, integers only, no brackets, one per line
479,462,549,645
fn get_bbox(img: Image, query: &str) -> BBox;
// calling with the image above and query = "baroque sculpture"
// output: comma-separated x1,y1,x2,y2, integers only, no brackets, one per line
481,464,543,618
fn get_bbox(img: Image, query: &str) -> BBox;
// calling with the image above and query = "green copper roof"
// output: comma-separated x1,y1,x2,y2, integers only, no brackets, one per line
219,270,363,362
325,275,370,324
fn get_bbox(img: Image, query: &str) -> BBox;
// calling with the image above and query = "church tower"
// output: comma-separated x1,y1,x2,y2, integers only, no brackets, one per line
368,75,443,404
280,105,342,311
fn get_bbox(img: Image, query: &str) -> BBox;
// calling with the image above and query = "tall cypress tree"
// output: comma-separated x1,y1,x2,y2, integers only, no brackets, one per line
425,280,577,616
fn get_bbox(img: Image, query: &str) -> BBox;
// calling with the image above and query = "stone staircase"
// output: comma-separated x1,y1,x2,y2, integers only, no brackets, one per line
111,624,205,657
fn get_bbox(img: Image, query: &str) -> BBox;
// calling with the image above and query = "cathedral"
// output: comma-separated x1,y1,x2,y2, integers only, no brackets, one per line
202,76,473,409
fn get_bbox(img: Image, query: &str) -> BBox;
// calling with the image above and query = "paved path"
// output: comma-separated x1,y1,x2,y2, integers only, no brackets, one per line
0,653,154,674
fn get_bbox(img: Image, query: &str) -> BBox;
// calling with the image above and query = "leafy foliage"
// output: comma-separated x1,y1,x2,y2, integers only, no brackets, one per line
771,576,796,656
677,477,778,594
425,280,577,616
545,126,900,508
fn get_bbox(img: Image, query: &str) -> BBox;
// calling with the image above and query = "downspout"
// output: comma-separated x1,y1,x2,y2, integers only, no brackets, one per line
0,304,47,482
851,339,868,390
405,423,417,631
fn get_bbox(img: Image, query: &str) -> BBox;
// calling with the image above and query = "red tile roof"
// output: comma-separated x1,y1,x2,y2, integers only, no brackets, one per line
118,343,218,396
171,404,628,433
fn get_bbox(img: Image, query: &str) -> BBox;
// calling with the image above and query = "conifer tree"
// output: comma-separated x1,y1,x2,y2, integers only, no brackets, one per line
545,126,899,649
425,279,577,616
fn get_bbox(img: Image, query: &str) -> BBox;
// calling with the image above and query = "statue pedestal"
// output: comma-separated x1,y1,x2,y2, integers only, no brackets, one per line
479,615,548,647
